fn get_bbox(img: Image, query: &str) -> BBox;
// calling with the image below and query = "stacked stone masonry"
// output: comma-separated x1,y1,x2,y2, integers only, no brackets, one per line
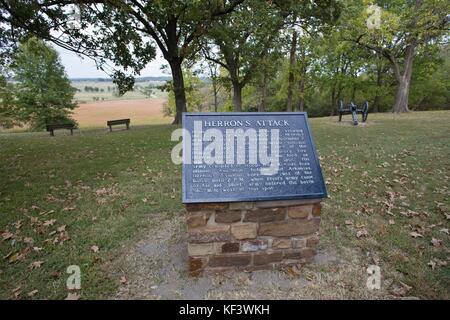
185,199,322,276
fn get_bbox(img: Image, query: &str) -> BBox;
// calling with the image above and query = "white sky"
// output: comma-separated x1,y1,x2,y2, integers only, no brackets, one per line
55,45,167,78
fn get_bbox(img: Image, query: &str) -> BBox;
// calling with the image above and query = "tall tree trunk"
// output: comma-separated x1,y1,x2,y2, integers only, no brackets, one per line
373,64,382,113
286,30,297,112
232,81,242,112
335,85,343,116
169,59,187,124
297,78,305,112
393,77,411,113
392,43,415,113
212,80,218,112
330,85,336,116
373,95,380,113
296,45,306,112
259,72,267,112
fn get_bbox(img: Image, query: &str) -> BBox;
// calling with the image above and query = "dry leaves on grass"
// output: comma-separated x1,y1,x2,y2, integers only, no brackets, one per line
94,187,120,204
390,282,412,297
2,231,14,241
12,286,21,299
43,219,57,227
27,290,38,297
29,260,44,270
91,245,99,253
356,229,369,238
65,292,80,300
410,232,423,238
430,238,443,247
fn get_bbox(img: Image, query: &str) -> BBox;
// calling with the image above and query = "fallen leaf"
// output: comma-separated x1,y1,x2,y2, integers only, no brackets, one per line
29,260,44,270
431,238,442,247
57,225,66,232
410,232,423,238
439,228,449,235
388,219,395,225
23,237,34,245
43,219,56,227
65,292,80,300
91,245,99,253
12,286,21,299
8,252,25,264
120,276,127,284
14,220,22,230
428,260,436,270
390,282,412,297
356,229,369,238
27,290,38,297
1,231,14,241
436,259,448,267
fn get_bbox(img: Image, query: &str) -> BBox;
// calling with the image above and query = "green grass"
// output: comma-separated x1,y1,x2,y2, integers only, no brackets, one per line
0,111,449,299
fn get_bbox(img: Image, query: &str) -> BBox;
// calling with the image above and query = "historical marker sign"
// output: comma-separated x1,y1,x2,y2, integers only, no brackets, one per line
182,112,327,203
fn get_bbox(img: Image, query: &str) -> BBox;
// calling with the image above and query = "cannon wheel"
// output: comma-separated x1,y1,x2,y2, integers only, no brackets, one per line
350,102,358,125
362,101,369,122
351,110,358,125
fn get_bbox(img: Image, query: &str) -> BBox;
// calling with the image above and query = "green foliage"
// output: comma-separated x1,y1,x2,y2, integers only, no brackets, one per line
10,37,77,130
162,69,205,116
1,112,449,298
0,75,20,128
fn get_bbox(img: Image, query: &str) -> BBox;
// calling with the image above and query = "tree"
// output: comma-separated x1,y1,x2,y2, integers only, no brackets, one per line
205,0,287,111
161,68,204,117
286,29,298,112
1,1,244,124
11,37,77,129
314,31,365,115
345,0,449,112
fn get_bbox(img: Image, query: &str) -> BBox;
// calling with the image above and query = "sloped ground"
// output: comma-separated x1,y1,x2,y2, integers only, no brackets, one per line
0,111,448,299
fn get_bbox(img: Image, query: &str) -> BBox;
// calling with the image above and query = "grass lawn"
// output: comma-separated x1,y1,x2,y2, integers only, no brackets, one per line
0,111,449,299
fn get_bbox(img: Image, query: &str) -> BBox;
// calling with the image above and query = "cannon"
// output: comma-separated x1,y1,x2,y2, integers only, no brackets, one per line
337,100,369,125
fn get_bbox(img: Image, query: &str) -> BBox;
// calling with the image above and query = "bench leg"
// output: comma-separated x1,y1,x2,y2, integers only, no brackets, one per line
70,129,73,135
109,125,112,132
50,130,54,136
126,123,129,130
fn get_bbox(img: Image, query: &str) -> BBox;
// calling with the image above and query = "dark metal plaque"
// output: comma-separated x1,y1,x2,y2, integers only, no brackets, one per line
182,112,327,203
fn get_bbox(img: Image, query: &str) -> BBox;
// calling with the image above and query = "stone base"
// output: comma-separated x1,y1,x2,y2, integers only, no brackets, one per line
185,199,322,276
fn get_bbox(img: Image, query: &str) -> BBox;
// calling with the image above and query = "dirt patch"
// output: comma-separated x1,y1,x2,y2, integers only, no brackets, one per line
111,215,396,300
72,98,170,128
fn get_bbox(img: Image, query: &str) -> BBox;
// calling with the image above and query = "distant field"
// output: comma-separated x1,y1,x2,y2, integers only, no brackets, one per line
72,98,171,128
72,80,167,104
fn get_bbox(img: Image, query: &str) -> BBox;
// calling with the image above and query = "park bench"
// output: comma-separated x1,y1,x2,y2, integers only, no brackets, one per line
107,118,130,132
46,123,76,136
338,100,369,125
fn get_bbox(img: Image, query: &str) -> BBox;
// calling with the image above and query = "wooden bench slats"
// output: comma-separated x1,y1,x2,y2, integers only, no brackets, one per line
46,123,76,136
107,118,130,131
